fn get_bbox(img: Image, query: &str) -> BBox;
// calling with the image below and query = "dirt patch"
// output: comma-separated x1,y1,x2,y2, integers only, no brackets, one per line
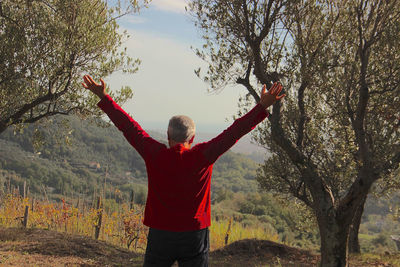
0,228,320,266
0,227,398,266
0,251,96,267
210,238,319,266
0,227,143,266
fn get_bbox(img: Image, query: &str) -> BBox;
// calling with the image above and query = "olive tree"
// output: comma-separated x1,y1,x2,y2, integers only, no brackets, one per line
0,0,149,134
189,0,400,266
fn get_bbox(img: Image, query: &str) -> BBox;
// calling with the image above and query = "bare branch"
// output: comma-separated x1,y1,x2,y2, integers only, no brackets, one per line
18,110,72,124
345,73,356,125
275,28,290,72
236,61,260,102
296,82,308,148
250,0,284,85
255,0,275,45
353,4,372,165
241,0,251,43
282,176,312,207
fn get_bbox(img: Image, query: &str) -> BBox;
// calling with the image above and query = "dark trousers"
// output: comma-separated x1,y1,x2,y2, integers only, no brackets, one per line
143,227,209,267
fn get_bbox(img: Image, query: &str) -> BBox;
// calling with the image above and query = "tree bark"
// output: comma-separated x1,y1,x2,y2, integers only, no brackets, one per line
0,122,6,135
318,213,351,267
348,195,367,254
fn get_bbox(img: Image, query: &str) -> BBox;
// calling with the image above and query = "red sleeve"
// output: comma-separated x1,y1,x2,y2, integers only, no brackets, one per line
201,103,268,164
97,95,165,160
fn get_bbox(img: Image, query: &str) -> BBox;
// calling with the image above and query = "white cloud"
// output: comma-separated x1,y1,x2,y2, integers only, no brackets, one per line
124,15,147,24
150,0,188,14
107,29,242,133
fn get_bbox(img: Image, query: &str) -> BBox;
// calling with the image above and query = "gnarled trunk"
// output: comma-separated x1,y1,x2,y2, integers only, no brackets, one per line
348,217,361,254
0,122,6,135
317,213,352,267
348,195,367,254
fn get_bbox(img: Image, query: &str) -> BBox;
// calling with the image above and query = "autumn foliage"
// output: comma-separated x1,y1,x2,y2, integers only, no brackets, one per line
0,190,279,251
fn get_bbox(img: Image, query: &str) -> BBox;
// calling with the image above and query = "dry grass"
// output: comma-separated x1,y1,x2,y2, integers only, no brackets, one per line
0,251,96,267
1,226,400,266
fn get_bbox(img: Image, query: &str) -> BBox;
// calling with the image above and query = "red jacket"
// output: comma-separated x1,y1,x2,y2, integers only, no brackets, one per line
98,95,268,231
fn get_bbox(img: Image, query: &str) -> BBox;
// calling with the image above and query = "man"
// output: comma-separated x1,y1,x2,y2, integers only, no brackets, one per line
82,75,285,267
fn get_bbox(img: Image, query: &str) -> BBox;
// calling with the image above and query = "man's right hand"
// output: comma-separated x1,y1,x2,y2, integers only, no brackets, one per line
259,82,285,109
82,75,107,99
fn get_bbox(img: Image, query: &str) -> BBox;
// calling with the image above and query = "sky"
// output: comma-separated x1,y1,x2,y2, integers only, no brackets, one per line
106,0,246,134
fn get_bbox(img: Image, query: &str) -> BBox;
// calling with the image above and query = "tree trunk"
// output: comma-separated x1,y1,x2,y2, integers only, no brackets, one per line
0,122,6,134
348,195,367,254
318,214,351,267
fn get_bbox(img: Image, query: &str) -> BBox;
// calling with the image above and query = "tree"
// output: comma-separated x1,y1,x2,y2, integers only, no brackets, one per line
0,0,149,134
189,0,400,266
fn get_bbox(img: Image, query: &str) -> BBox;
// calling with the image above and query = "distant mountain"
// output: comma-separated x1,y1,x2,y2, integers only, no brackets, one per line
143,130,270,163
0,115,261,199
194,132,267,154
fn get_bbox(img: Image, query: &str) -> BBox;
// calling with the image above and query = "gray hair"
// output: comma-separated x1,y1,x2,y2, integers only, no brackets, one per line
168,115,196,143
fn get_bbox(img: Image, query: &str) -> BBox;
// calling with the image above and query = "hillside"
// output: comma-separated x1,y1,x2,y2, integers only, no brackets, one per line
1,116,400,255
0,116,319,251
0,115,260,200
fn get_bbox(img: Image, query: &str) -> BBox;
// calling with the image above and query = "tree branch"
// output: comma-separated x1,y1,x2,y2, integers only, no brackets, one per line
308,11,340,68
296,82,308,148
339,164,379,224
236,61,260,103
353,5,371,165
241,0,251,43
296,181,312,207
1,68,74,132
269,101,333,206
337,0,398,225
18,110,73,124
250,0,284,85
345,74,356,125
282,175,312,207
255,0,275,45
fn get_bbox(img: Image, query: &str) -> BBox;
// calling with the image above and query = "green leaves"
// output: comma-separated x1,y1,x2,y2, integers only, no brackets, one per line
190,0,400,203
0,0,146,133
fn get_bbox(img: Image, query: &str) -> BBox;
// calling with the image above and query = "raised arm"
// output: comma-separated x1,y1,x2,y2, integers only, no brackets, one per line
259,82,285,109
201,82,285,164
82,75,164,160
82,75,107,99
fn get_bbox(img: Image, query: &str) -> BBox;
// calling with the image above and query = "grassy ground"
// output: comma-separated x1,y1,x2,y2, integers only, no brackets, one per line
0,226,399,266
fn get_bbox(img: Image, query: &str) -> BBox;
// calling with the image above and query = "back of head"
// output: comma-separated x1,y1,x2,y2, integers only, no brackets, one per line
168,115,196,144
